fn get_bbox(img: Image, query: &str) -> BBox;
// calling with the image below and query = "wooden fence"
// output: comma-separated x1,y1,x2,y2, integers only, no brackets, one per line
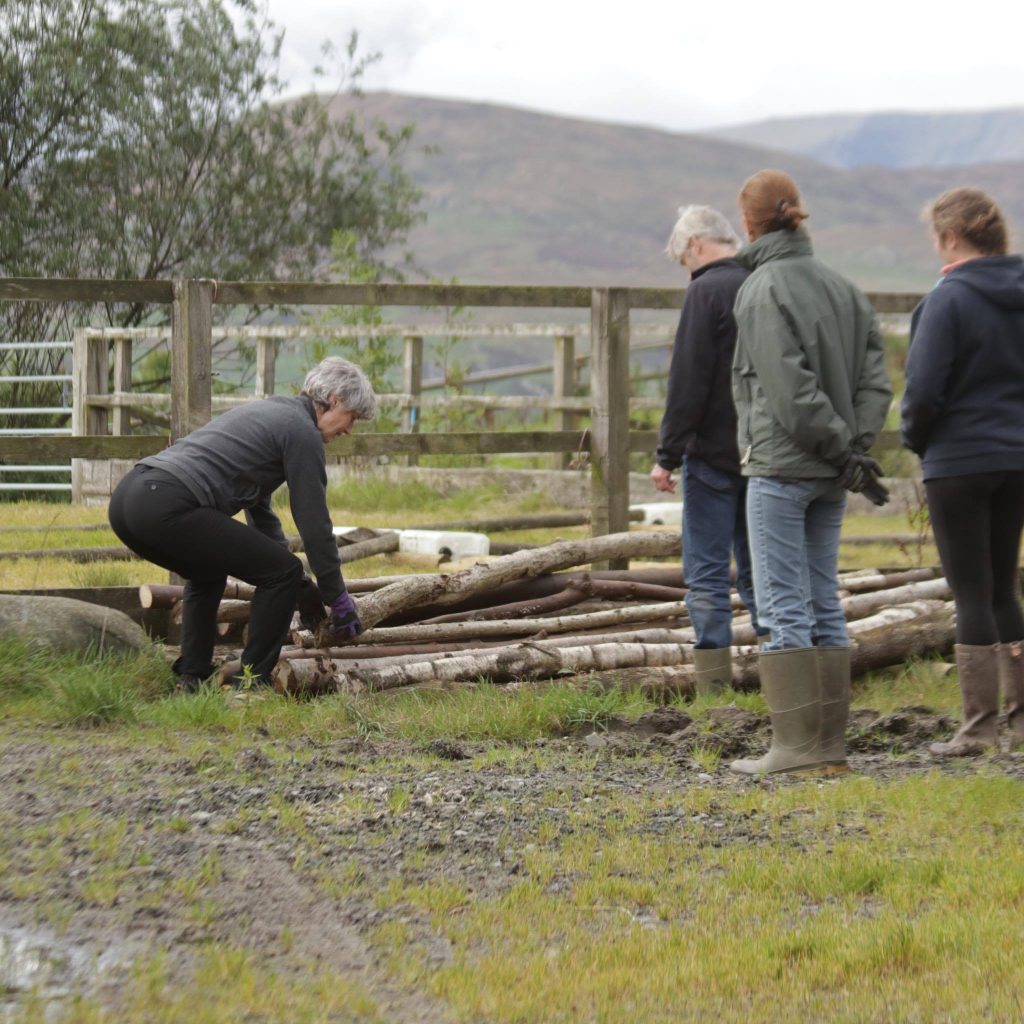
0,278,922,562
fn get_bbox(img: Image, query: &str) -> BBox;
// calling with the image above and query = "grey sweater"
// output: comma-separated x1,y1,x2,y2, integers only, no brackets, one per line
140,395,344,602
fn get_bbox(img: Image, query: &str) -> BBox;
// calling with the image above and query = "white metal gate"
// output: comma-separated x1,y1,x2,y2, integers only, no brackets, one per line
0,340,73,493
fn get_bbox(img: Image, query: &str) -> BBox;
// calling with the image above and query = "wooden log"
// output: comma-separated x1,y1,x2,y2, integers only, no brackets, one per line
139,579,256,609
279,599,956,697
0,545,138,563
836,567,940,592
355,600,691,646
344,530,681,635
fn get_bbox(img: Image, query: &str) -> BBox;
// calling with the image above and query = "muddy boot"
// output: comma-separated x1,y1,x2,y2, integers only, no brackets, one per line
729,648,837,776
929,643,1000,757
999,640,1024,751
692,647,732,696
817,646,851,768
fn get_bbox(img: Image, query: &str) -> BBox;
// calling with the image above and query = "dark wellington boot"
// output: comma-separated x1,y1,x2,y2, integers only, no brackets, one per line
998,640,1024,751
816,646,851,768
729,648,843,776
930,644,999,757
692,647,732,696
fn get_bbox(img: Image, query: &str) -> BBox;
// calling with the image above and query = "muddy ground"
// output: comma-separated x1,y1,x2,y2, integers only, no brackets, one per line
2,704,1022,1021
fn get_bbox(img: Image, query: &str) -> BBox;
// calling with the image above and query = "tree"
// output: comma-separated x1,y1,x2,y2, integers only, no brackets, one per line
0,0,422,339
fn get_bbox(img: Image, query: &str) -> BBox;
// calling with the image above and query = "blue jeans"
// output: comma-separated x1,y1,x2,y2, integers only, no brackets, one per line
746,476,848,651
682,458,761,648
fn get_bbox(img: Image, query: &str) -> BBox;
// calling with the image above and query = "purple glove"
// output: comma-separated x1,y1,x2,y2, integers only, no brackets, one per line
329,591,362,640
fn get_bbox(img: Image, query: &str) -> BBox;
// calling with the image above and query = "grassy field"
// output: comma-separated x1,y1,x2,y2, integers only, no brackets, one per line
1,483,1021,1022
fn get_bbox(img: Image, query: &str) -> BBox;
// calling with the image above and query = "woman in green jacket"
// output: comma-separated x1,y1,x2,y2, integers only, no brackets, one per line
728,170,892,776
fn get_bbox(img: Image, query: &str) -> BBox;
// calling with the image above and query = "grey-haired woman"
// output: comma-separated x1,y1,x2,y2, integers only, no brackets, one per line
109,356,376,689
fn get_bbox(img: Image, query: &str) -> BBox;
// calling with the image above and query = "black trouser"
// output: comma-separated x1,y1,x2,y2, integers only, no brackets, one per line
109,465,302,682
926,470,1024,645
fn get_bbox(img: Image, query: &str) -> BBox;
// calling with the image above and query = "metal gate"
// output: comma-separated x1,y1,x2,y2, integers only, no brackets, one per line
0,340,73,494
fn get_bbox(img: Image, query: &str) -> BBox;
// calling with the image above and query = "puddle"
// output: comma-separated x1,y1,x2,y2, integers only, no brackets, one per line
1,926,127,1019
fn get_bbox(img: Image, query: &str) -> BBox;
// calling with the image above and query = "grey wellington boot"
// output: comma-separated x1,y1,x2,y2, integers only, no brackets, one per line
929,643,1000,757
816,646,851,769
999,640,1024,751
729,647,837,776
692,647,732,696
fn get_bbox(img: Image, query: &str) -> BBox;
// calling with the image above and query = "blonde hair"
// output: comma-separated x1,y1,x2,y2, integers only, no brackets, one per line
926,187,1008,256
738,169,809,240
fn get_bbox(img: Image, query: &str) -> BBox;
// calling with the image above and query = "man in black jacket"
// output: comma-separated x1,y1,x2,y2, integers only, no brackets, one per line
651,205,764,693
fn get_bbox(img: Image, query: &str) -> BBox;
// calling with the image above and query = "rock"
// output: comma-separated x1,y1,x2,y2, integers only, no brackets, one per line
0,594,151,657
423,739,470,761
632,706,693,736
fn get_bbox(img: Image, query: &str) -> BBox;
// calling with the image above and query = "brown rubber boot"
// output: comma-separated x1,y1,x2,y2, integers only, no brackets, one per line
929,643,1000,757
816,646,851,768
729,648,841,776
999,640,1024,750
692,647,732,696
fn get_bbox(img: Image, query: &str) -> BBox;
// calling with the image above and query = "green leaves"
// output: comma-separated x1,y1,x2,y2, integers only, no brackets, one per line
0,0,422,332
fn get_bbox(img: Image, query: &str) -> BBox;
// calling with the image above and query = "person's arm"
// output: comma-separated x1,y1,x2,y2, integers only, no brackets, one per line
656,284,718,469
734,294,852,464
900,290,958,455
281,432,344,605
851,308,894,452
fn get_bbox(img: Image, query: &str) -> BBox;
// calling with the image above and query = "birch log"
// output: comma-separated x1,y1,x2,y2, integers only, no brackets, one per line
331,530,681,636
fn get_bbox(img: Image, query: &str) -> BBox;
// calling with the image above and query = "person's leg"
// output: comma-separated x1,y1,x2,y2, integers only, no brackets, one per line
682,458,740,650
110,466,303,684
926,475,998,645
926,473,1002,754
804,480,848,647
732,477,766,639
745,477,816,651
988,471,1024,745
988,471,1024,644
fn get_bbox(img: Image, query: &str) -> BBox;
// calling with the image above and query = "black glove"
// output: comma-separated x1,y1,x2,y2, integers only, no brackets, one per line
295,575,327,632
861,473,891,508
836,452,884,495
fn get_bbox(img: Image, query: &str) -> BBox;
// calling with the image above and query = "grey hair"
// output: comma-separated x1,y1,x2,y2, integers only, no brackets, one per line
665,205,741,262
302,356,377,420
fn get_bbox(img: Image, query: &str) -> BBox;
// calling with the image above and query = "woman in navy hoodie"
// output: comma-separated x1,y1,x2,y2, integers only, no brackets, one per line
902,188,1024,756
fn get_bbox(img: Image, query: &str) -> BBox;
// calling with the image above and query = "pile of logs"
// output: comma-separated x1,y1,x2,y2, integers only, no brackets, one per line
138,529,955,700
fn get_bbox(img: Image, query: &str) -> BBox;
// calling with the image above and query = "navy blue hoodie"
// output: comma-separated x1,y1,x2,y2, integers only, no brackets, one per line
901,255,1024,479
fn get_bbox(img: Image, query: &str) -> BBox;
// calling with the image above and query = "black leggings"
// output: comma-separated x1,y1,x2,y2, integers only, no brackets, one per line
109,465,303,681
926,470,1024,645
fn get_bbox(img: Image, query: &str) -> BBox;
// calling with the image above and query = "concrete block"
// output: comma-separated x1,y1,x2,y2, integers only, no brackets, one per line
398,529,490,559
629,502,683,526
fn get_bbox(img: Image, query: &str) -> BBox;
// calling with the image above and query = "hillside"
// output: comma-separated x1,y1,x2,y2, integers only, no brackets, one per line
329,92,1024,292
710,108,1024,170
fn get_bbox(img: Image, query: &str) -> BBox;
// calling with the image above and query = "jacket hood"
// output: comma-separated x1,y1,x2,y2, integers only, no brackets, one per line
736,228,813,271
944,255,1024,311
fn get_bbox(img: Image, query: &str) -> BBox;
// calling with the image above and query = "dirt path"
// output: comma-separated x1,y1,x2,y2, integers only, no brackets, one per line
1,707,1021,1020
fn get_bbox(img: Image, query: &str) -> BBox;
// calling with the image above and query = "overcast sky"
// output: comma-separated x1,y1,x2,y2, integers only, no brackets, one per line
255,0,1024,131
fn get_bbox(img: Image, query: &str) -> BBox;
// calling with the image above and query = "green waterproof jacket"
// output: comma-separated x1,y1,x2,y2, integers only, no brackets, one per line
731,229,892,478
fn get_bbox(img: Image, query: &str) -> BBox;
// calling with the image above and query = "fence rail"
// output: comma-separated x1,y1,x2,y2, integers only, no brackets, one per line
1,277,923,547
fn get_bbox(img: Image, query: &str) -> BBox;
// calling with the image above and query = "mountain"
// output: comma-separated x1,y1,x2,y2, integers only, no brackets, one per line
327,92,1024,292
709,109,1024,169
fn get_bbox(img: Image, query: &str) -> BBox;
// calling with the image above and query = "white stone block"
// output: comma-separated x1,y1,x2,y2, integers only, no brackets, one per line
630,502,683,526
398,529,490,559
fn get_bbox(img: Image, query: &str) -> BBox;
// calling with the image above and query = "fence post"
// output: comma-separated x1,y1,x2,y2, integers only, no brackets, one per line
402,334,423,466
170,279,213,442
111,335,133,436
255,335,276,398
589,288,631,569
551,333,576,470
70,328,110,503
